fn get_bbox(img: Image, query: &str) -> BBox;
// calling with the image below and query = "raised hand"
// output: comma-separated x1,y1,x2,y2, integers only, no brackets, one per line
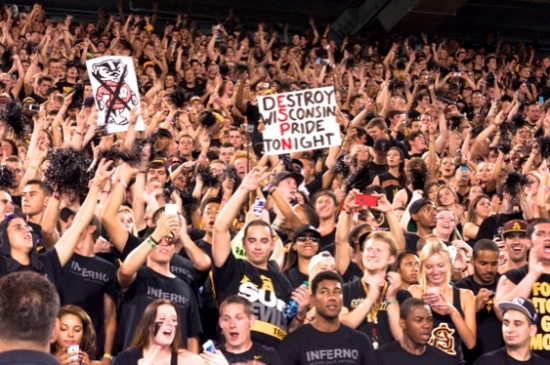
240,166,271,192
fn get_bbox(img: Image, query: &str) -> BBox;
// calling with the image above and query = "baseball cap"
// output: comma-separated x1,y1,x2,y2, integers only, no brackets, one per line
273,171,304,187
498,297,537,323
502,220,527,237
308,251,333,275
157,128,173,139
373,138,391,153
409,198,435,215
292,224,321,241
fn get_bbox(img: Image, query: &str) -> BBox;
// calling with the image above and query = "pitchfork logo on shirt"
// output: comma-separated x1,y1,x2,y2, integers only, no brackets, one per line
429,323,456,355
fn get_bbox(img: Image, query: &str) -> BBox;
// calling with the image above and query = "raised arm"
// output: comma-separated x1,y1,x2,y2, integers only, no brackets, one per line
102,163,137,252
212,166,271,268
55,159,114,267
335,190,357,275
117,214,178,289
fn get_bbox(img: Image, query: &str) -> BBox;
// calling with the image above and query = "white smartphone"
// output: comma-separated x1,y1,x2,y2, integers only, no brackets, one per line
67,344,79,365
202,339,216,353
165,203,178,216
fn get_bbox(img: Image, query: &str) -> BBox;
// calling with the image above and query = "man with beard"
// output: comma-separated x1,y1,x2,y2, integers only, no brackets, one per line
376,298,459,365
277,271,377,364
475,297,550,365
498,220,529,274
404,199,437,252
455,239,503,364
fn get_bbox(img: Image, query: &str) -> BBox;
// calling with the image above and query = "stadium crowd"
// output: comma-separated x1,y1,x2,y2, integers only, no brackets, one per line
0,1,550,365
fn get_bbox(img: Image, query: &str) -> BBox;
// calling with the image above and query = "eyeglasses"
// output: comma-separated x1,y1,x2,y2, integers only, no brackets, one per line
297,235,320,243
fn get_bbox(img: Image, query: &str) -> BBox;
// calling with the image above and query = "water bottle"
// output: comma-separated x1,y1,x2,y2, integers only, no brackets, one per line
284,281,309,320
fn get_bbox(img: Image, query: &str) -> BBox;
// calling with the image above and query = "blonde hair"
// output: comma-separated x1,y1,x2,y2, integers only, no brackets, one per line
418,240,452,291
118,206,138,237
363,231,398,257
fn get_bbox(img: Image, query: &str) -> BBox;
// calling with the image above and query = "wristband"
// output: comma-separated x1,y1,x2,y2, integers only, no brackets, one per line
118,179,128,189
30,165,39,171
103,354,112,359
295,313,305,321
75,131,83,136
102,190,110,194
138,170,146,174
386,298,398,306
53,193,61,201
222,198,228,203
147,236,158,249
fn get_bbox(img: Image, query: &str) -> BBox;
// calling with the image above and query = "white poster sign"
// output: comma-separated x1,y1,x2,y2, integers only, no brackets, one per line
257,86,341,155
86,56,144,134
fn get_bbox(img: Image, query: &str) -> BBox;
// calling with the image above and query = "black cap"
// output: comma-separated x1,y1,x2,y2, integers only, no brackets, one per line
157,128,173,139
498,297,537,323
409,198,435,215
373,138,391,153
273,171,304,187
292,225,321,241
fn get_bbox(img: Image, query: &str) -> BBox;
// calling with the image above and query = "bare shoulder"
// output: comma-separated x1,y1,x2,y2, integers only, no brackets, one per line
178,351,204,365
458,287,475,301
408,284,422,298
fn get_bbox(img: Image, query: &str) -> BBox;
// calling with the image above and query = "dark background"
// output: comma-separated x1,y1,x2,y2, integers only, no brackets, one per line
12,0,550,51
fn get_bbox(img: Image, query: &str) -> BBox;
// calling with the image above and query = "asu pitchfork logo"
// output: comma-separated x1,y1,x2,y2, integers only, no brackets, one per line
429,323,456,355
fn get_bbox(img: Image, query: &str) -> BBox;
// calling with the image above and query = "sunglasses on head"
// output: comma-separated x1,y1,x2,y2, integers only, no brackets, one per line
297,235,320,243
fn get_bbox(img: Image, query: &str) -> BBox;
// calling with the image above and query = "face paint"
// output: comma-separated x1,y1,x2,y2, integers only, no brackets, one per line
154,322,163,337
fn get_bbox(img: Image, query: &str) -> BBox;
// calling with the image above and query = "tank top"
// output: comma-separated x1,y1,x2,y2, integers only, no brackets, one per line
429,287,465,362
378,172,403,203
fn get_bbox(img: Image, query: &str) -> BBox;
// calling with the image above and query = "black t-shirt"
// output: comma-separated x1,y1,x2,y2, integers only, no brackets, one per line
56,80,76,94
474,348,550,365
319,228,336,250
118,266,202,349
182,238,216,341
0,350,60,365
213,254,293,348
305,175,323,196
277,323,377,365
343,277,412,347
245,102,263,157
29,92,47,105
180,79,206,97
377,341,462,365
285,267,308,289
454,275,503,364
363,161,388,186
378,172,403,204
56,253,117,359
476,212,524,241
219,342,283,365
0,248,62,284
404,233,420,252
505,265,550,360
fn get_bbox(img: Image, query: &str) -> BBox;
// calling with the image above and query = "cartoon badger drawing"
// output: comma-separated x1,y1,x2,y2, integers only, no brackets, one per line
92,59,138,125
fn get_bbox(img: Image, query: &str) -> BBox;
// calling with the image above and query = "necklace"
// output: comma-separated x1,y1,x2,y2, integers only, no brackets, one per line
360,279,388,324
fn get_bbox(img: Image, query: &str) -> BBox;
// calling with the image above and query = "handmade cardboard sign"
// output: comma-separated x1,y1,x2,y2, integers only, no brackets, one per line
258,87,341,155
86,56,144,134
